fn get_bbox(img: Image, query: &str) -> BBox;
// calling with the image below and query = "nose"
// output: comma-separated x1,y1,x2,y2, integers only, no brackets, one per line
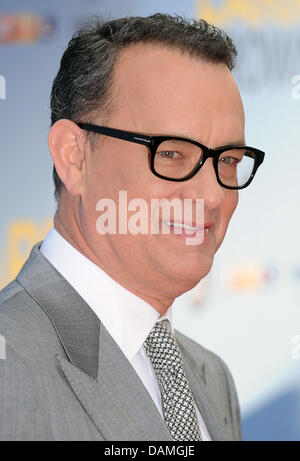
184,158,225,210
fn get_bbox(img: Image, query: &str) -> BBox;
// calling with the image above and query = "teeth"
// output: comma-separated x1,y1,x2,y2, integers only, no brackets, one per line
163,220,197,231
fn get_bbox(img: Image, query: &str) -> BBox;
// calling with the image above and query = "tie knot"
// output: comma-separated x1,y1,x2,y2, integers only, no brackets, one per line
144,319,182,373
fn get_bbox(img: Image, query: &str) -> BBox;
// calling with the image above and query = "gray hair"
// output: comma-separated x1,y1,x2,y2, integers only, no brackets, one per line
50,13,237,201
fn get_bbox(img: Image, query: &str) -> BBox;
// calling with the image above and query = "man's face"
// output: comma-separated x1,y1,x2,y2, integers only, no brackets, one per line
80,43,245,298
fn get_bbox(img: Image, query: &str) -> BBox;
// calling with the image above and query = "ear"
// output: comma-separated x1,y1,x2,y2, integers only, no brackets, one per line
48,119,87,196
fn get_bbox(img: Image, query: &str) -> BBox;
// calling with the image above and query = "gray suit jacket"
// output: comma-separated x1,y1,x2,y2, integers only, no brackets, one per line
0,241,242,441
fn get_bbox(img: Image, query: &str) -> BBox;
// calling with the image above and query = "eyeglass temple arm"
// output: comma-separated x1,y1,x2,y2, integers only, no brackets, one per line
76,123,152,147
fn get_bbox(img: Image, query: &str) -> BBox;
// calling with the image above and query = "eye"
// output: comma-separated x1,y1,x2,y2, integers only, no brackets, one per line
220,156,240,165
158,151,181,159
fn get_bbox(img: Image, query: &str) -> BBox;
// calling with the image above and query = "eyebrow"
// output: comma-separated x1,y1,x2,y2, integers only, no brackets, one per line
151,132,246,148
216,140,246,148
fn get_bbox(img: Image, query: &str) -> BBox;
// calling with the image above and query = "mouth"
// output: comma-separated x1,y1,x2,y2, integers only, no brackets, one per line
161,220,213,238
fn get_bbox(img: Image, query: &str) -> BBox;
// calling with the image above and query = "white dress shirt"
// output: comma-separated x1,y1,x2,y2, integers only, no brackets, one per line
40,227,211,440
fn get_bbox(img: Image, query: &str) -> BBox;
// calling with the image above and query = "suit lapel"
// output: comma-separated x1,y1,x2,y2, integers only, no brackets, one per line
16,242,172,441
183,360,232,441
16,241,100,379
56,322,172,441
176,334,234,441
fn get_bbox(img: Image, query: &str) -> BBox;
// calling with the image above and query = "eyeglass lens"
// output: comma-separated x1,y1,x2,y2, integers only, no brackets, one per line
153,139,256,187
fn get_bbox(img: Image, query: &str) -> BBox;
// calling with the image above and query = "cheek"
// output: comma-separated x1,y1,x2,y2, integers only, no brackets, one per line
84,148,156,224
220,191,238,231
106,146,151,191
85,150,125,201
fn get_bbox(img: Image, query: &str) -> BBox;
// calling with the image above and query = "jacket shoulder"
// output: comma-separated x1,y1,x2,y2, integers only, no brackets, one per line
0,278,64,359
0,279,24,307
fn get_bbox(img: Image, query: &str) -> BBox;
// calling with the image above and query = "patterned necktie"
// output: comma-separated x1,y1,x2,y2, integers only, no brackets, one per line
143,319,202,441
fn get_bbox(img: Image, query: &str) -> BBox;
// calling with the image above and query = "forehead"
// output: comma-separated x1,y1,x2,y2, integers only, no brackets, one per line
110,43,244,144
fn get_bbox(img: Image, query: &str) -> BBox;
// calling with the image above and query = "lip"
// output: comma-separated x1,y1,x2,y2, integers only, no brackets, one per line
162,220,214,232
161,220,214,240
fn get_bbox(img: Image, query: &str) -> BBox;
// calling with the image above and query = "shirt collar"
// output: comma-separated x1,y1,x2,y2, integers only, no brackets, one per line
40,227,173,362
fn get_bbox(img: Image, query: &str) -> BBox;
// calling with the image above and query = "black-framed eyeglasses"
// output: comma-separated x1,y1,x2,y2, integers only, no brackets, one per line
76,122,265,190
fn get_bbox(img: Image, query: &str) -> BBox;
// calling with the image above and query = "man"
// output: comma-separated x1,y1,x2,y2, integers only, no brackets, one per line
0,14,264,441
